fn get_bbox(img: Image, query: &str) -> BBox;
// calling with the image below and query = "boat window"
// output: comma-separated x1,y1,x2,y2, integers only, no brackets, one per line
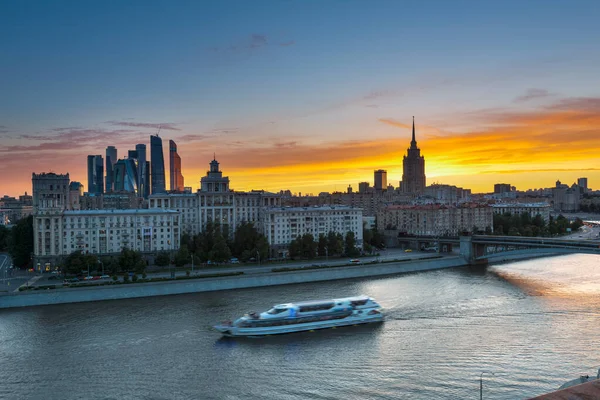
298,303,335,312
351,300,369,307
267,307,288,315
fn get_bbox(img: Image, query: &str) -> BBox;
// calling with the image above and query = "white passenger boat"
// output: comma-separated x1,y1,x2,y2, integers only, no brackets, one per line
213,295,384,337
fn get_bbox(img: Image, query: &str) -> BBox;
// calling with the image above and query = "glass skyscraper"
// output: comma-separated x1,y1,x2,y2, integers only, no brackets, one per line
113,159,138,193
135,143,148,198
150,135,166,194
87,154,104,194
105,146,117,192
169,140,184,192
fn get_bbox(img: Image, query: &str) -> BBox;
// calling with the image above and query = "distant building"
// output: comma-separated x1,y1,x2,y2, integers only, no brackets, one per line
135,144,149,198
169,140,184,192
150,135,166,194
358,182,371,194
262,206,363,257
424,184,471,204
113,158,139,194
553,180,580,212
0,193,33,224
377,204,493,236
494,183,512,194
105,146,117,192
578,177,588,193
87,155,104,194
374,170,387,192
69,182,83,210
491,202,551,223
80,191,142,210
400,117,426,193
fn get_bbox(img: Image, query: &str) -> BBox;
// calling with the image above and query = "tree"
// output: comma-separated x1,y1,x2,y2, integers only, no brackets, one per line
0,225,9,252
318,234,328,257
301,233,317,259
344,231,359,257
9,216,33,268
155,251,170,267
118,248,146,273
327,231,343,256
209,235,232,262
174,245,190,267
232,222,269,262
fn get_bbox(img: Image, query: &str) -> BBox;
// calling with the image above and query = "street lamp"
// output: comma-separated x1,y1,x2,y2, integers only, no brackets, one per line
191,253,194,274
98,260,104,276
480,371,495,400
325,246,328,262
256,250,260,266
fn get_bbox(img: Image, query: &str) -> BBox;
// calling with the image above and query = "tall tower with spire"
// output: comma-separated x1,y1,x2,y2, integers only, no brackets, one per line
400,116,426,193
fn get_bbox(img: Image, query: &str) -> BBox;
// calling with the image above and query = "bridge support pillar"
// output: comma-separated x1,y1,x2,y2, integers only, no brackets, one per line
459,235,487,265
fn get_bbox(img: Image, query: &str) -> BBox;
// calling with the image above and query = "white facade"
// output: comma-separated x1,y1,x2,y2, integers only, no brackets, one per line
33,172,181,268
262,206,363,248
491,202,551,222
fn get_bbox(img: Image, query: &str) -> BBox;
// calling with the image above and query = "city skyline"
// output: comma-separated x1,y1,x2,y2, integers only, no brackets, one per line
2,1,600,196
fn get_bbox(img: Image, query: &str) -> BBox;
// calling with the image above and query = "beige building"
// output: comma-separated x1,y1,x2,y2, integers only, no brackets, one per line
149,159,282,236
32,172,180,269
553,180,581,212
377,204,493,236
262,206,363,256
491,202,551,222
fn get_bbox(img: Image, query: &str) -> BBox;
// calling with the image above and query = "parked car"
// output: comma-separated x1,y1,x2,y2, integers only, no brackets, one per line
50,270,60,275
404,249,413,253
100,275,111,279
230,258,240,264
349,259,361,264
84,276,94,280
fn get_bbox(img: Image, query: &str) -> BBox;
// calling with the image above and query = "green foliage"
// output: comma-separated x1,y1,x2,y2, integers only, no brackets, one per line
326,231,344,256
8,216,33,267
131,274,138,283
174,245,190,267
317,234,328,257
155,251,171,267
122,274,130,283
0,225,9,252
344,231,359,257
231,222,269,262
208,234,232,262
493,212,581,237
62,251,98,275
289,233,317,259
118,248,146,273
112,275,118,281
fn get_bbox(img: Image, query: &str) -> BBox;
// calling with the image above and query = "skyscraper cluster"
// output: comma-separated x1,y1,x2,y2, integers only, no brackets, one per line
86,135,184,198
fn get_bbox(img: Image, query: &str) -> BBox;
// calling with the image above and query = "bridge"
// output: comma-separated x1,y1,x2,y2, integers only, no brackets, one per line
393,234,600,265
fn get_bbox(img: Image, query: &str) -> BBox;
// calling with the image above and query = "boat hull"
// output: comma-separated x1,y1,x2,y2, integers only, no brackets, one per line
214,313,384,337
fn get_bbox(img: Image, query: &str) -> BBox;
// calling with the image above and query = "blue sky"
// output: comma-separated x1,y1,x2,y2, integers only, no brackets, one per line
1,0,600,195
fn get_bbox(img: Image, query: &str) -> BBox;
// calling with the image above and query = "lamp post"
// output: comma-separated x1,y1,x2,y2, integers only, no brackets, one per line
325,246,328,263
98,260,104,276
256,250,260,266
480,371,495,400
191,253,194,274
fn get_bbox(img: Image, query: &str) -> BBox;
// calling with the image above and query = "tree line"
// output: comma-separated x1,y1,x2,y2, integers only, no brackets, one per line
0,216,34,268
493,212,583,237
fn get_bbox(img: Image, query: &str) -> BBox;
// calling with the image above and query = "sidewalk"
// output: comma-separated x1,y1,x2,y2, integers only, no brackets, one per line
16,275,44,292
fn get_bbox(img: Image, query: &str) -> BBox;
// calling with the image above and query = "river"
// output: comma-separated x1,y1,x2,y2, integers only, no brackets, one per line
1,254,599,399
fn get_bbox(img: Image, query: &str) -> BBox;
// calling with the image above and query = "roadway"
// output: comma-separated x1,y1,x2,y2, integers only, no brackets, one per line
27,249,448,288
0,253,33,293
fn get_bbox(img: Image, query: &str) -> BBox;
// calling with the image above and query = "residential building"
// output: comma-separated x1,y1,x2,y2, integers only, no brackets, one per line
374,170,387,192
169,139,184,192
0,193,33,224
149,158,282,236
105,146,117,192
80,191,143,210
87,155,104,194
578,177,588,193
32,172,179,269
491,202,551,223
494,183,512,194
358,182,371,194
553,180,580,212
423,184,471,204
377,204,493,236
150,135,166,194
262,206,363,257
400,117,426,193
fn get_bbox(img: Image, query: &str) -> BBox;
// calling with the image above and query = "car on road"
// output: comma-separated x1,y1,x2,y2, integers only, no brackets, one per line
83,276,94,280
100,275,111,279
230,258,240,264
404,249,413,253
349,259,361,264
50,270,60,274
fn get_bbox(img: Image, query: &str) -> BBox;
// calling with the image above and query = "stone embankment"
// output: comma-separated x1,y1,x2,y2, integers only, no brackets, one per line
0,256,468,309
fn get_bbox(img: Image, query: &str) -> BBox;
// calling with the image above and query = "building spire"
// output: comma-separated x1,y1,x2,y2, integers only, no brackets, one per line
410,116,417,148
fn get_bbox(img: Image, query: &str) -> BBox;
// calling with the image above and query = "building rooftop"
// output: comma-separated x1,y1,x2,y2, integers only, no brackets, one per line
491,202,551,208
266,206,362,212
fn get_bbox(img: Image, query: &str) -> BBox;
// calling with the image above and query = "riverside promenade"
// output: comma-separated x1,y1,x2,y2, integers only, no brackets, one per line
0,254,467,309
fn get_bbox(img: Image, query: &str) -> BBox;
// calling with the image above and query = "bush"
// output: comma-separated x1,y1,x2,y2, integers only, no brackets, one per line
186,270,190,277
131,274,138,282
123,274,130,283
142,272,147,279
112,275,118,281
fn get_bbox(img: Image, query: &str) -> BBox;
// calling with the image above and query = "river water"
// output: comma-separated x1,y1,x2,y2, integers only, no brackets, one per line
1,254,599,399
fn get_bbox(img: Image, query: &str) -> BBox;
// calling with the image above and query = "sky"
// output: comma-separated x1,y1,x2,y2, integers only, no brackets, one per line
1,0,600,197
